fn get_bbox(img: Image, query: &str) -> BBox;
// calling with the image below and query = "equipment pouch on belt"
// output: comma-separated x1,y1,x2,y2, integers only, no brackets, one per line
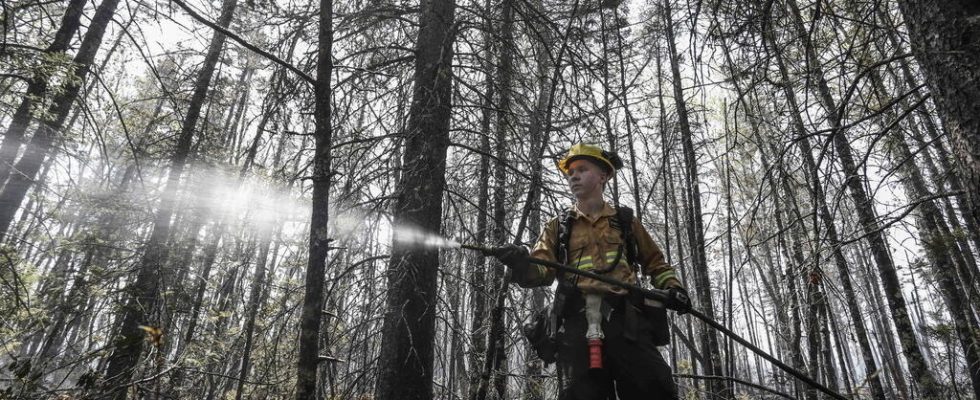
643,298,670,346
625,291,670,346
522,304,558,364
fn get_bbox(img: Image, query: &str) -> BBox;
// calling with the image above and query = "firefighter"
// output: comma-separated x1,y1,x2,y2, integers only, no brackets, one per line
498,143,690,400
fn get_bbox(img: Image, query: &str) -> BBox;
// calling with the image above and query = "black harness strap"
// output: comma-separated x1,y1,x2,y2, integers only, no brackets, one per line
609,206,637,272
548,209,578,350
556,209,576,266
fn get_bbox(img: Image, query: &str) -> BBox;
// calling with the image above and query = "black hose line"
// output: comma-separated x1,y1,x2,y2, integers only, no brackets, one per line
518,253,847,400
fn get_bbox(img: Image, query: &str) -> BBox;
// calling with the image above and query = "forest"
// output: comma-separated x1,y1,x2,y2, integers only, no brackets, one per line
1,0,979,398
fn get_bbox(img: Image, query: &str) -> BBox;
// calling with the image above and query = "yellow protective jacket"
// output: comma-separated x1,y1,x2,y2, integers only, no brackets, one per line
512,202,684,295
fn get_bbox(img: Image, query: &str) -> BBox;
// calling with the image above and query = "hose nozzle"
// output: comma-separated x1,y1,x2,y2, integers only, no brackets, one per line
459,243,500,257
588,339,603,369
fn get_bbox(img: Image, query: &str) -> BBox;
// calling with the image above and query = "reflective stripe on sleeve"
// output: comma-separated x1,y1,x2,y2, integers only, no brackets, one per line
653,270,677,287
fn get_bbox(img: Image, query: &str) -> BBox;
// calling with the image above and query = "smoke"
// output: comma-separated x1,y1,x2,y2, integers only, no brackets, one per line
392,225,461,249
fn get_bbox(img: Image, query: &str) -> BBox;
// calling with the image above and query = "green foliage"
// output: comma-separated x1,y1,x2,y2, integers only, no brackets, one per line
924,323,956,340
0,246,40,334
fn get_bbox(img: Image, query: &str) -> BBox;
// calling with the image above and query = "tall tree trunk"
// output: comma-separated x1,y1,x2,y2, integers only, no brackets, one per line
373,0,456,398
816,287,839,394
0,0,121,241
661,2,728,397
780,0,943,396
890,131,980,398
234,227,274,400
656,38,703,393
893,0,980,227
0,0,88,187
757,6,888,397
468,5,494,396
756,128,812,398
826,300,855,395
522,1,553,398
859,244,912,398
478,0,514,397
100,0,237,395
869,53,980,393
294,0,333,396
612,8,641,219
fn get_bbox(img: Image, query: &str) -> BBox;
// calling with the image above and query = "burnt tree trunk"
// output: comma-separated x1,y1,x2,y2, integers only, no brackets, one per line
783,0,942,395
894,0,980,227
294,0,333,396
662,2,728,397
522,0,553,397
468,2,494,395
373,0,456,398
478,0,515,397
758,11,888,397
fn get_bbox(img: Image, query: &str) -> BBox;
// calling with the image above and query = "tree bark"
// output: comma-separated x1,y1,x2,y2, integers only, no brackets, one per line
781,0,943,396
0,0,88,187
661,2,728,398
373,0,456,398
0,0,121,241
477,0,514,397
295,0,333,396
235,228,274,400
893,0,980,227
100,0,237,395
468,3,494,396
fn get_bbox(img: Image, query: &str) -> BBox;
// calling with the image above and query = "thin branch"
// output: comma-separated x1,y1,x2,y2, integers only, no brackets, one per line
168,0,315,86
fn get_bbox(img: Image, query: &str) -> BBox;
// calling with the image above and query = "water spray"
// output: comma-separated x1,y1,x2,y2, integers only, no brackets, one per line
392,225,462,249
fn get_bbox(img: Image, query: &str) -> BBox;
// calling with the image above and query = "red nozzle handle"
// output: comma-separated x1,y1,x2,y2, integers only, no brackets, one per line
588,339,603,369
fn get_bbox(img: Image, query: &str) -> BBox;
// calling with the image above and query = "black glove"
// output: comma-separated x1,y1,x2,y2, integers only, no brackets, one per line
494,244,529,273
665,287,691,315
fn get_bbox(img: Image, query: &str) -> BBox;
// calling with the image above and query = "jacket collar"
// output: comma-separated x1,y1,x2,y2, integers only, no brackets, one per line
571,201,616,221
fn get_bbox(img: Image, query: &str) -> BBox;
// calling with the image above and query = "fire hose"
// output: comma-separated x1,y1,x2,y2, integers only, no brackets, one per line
460,243,847,400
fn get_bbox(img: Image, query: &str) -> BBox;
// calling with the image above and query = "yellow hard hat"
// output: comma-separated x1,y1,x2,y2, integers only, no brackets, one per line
558,143,623,174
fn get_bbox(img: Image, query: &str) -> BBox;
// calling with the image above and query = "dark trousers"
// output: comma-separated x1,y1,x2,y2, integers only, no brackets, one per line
556,298,679,400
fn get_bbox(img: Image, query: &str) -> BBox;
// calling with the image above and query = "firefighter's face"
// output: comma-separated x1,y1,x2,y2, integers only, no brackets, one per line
566,159,608,199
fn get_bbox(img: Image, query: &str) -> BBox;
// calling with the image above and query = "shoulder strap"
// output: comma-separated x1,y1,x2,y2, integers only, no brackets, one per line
554,209,576,266
614,205,639,271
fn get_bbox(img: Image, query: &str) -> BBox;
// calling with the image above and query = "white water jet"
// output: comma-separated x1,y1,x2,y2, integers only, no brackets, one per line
392,225,461,249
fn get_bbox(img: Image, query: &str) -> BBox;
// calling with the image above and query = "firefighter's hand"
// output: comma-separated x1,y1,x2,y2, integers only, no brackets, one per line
495,244,529,273
665,287,691,315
